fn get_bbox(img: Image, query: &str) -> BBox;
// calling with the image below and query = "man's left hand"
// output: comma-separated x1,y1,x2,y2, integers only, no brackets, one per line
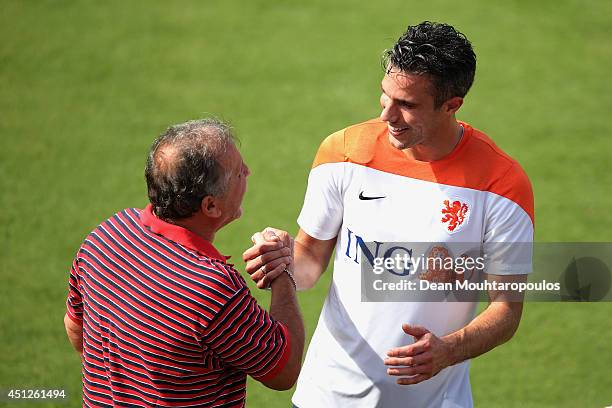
384,324,455,385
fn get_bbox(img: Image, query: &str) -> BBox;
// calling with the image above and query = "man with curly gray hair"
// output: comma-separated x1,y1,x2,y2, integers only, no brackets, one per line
64,118,304,407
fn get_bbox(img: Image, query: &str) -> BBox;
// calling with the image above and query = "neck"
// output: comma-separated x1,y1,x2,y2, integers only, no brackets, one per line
170,216,217,243
404,120,463,162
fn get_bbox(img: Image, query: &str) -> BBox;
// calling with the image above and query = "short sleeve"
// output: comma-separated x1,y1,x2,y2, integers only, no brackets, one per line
297,132,346,240
66,257,83,323
202,287,291,381
483,164,535,275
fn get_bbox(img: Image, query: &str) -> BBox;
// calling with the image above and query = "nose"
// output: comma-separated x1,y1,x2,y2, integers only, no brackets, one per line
379,96,397,124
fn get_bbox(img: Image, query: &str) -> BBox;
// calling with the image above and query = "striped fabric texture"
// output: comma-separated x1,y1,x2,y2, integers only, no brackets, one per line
66,205,290,407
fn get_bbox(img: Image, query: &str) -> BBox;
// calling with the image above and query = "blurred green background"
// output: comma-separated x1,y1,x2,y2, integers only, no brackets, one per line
1,0,611,406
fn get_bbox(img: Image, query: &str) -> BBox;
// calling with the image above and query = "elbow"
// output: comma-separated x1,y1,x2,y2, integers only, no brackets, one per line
64,313,84,353
500,304,523,344
297,272,321,291
280,369,301,390
505,318,521,342
260,360,302,391
265,371,300,391
298,281,315,291
267,382,292,392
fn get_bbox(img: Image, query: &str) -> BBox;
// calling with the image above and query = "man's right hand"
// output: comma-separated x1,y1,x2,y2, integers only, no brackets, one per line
243,228,294,289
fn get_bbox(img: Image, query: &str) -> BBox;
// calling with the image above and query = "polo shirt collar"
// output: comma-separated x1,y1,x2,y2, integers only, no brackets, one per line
140,204,227,261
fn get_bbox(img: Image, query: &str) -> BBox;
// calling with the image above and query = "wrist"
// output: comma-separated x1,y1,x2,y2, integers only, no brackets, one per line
270,269,297,292
442,330,464,366
282,267,297,290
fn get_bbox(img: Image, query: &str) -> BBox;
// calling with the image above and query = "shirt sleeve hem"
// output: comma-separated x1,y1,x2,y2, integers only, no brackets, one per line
252,322,291,382
297,219,339,241
485,264,532,275
66,308,83,324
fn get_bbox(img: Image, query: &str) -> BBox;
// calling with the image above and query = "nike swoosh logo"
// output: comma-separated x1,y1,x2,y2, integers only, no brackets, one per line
359,191,386,200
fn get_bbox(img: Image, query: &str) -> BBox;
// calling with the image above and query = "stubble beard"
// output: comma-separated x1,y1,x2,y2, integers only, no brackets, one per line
388,128,422,151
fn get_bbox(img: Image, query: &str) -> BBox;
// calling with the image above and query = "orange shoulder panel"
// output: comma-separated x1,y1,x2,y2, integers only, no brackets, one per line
312,129,345,168
312,119,386,168
462,127,534,225
488,161,535,225
344,120,388,164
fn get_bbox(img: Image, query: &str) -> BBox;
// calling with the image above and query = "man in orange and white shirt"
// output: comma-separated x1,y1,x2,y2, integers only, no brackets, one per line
244,22,533,407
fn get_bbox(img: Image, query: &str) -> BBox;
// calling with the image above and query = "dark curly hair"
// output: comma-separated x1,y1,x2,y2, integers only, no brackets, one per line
144,118,236,221
383,21,476,108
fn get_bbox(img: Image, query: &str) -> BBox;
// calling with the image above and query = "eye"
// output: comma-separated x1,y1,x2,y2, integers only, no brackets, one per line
399,101,416,109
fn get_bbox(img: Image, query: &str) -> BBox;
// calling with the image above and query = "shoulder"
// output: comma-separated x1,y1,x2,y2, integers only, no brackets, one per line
90,207,143,234
157,250,247,305
465,125,532,190
313,118,387,168
464,125,518,170
460,124,534,222
194,258,247,295
79,208,140,250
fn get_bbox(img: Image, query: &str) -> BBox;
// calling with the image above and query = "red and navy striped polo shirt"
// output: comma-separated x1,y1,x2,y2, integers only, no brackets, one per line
66,205,290,407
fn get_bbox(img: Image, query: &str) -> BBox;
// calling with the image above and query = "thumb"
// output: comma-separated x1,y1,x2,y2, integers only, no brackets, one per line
402,323,430,338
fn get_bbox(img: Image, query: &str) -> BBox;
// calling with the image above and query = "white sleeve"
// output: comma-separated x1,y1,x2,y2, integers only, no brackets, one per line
483,192,534,275
297,163,345,240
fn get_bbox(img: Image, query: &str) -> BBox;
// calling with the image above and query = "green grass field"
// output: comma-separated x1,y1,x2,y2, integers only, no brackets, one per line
1,1,611,406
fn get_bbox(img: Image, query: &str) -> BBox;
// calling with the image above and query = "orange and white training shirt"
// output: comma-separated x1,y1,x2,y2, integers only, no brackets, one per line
293,119,534,408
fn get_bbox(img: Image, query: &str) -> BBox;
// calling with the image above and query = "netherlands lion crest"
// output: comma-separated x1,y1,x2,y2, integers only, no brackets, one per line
441,199,470,234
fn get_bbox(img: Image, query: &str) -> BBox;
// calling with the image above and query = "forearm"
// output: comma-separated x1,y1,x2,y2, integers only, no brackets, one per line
293,242,323,289
64,313,83,354
268,273,305,388
293,234,335,290
444,301,523,366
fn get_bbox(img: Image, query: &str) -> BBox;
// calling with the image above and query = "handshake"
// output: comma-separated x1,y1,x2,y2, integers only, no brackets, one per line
243,227,297,290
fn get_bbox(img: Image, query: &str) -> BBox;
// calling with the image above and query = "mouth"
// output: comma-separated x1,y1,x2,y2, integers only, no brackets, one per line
388,125,409,136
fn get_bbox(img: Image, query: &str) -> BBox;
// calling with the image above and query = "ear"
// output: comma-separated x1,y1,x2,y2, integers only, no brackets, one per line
444,97,464,115
201,196,222,218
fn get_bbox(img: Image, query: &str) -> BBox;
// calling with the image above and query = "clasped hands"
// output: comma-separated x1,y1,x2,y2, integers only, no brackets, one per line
242,227,295,289
242,228,456,385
